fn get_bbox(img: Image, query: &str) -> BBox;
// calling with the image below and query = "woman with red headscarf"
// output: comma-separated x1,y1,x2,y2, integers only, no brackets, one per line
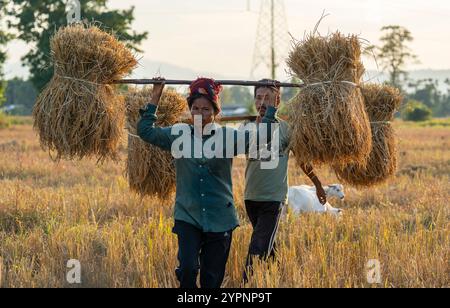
137,77,279,288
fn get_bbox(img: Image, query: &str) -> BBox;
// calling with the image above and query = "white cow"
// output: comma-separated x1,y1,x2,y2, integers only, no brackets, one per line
287,184,345,216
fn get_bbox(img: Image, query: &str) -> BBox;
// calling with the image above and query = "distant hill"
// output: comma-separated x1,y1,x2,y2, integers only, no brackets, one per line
4,59,450,91
3,59,232,82
131,59,230,81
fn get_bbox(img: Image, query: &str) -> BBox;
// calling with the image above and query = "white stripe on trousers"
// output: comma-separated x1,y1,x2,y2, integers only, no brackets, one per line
267,202,284,256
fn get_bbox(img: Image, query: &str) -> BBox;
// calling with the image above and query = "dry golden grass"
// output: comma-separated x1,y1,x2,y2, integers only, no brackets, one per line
0,121,448,288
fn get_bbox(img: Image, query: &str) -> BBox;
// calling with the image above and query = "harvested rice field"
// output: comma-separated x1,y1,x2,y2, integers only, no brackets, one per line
0,120,448,288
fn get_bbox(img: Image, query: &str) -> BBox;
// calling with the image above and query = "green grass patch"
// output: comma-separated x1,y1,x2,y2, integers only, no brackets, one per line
0,111,11,129
395,118,450,128
8,116,33,126
417,118,450,128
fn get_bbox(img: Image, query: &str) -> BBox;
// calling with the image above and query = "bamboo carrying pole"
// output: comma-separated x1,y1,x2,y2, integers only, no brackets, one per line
116,79,307,123
115,78,356,124
114,79,307,88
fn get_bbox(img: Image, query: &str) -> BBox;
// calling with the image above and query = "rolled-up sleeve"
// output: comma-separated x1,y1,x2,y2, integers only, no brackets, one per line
137,103,176,152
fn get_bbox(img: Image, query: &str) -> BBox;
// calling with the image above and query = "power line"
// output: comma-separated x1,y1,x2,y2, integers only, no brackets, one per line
250,0,290,80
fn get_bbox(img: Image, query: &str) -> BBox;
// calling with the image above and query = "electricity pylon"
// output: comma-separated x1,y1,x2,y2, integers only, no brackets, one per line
250,0,290,80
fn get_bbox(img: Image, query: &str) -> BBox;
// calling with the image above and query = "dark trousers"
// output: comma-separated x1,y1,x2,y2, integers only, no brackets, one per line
173,220,233,289
244,200,284,283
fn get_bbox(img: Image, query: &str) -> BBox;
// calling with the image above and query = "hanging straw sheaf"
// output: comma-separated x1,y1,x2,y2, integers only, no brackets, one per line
334,84,403,187
126,87,189,199
287,32,372,167
286,32,366,83
33,24,138,161
360,83,403,122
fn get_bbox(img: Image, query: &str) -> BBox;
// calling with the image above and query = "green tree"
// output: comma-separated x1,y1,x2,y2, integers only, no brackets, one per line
408,79,450,117
280,78,299,103
221,86,253,106
408,79,441,110
277,78,301,117
0,22,9,127
0,51,7,108
369,25,418,89
4,78,38,115
402,100,432,122
4,0,147,91
442,79,450,117
221,86,254,114
0,2,14,107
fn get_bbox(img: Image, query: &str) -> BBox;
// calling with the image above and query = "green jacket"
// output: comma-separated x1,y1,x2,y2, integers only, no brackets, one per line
137,103,278,232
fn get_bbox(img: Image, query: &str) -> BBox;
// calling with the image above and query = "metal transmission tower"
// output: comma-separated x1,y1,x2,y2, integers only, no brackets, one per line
250,0,290,80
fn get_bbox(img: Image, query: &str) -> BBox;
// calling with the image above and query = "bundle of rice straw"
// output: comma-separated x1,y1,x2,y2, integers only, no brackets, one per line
126,87,189,199
334,84,403,187
286,32,372,167
33,24,137,161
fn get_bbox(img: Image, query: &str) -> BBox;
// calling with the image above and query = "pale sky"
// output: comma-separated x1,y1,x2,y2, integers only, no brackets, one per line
3,0,450,81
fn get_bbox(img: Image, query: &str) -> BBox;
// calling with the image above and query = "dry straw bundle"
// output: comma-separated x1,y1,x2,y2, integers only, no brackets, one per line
286,32,372,167
126,87,188,199
360,84,403,122
334,84,403,187
33,24,137,161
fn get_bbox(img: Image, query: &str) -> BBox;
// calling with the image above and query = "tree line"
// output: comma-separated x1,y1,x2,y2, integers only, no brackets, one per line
0,0,147,115
0,1,448,120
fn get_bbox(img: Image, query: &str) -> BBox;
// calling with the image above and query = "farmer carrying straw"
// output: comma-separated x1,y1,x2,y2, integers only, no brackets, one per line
137,77,279,288
243,79,327,284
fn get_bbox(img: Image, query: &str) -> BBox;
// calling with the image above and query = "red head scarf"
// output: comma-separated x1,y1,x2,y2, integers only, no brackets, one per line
188,78,223,113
